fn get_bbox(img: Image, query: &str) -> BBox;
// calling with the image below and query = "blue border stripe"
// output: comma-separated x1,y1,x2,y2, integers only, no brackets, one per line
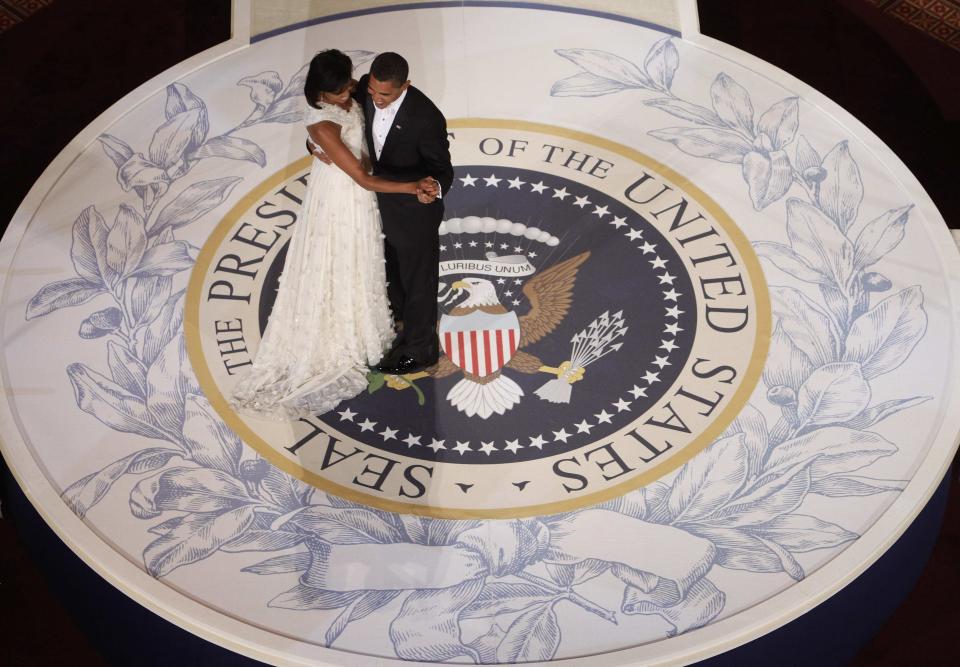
251,1,680,43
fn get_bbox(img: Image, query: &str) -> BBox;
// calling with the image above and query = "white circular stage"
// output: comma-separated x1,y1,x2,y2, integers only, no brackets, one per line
2,3,958,665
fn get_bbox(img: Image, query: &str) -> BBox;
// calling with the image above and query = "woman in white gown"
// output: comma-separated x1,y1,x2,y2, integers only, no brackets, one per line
229,50,435,420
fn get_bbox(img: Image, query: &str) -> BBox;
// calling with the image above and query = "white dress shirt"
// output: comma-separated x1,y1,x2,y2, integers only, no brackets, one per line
371,88,407,160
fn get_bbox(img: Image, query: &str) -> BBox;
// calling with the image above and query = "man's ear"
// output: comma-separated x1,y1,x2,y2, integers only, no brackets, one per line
401,80,411,92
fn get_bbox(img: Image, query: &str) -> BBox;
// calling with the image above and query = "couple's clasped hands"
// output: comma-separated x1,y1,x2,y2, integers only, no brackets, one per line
415,177,440,204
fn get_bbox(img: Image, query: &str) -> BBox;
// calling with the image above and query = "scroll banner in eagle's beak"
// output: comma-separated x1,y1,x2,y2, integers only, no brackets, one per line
439,252,536,279
294,509,722,636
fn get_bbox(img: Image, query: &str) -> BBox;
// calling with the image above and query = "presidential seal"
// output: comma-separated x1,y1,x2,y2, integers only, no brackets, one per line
186,120,770,518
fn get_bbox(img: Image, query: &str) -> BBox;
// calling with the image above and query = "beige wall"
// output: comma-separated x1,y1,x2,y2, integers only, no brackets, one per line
251,0,682,37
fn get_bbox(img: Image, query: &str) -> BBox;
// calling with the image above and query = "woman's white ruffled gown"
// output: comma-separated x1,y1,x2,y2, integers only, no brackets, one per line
228,101,394,419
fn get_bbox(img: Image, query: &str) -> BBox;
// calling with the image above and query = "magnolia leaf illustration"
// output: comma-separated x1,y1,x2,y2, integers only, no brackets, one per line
467,623,508,664
757,97,799,150
260,464,313,512
462,583,556,619
144,505,257,577
181,394,243,476
126,241,195,278
643,97,723,126
552,71,633,97
666,434,749,523
67,362,169,441
126,274,172,327
130,466,256,519
280,63,311,99
755,241,831,285
495,600,561,663
269,584,362,611
106,204,148,277
238,71,284,107
622,578,725,635
151,176,243,234
719,404,769,479
145,332,201,436
277,505,402,544
701,461,811,528
260,95,303,124
785,198,854,288
817,141,864,231
70,205,109,285
555,48,653,89
389,577,485,662
164,82,208,149
765,427,897,481
809,475,907,497
743,148,792,209
763,321,816,393
137,289,186,366
648,126,752,163
149,107,203,169
221,528,306,553
241,552,312,575
398,513,427,544
852,204,912,269
62,446,180,518
190,136,266,167
367,371,386,393
748,513,857,551
427,519,482,546
643,37,679,90
794,134,821,173
97,133,134,168
843,286,926,378
326,590,401,646
770,286,838,367
118,154,169,194
690,524,787,574
756,534,805,581
107,340,148,397
795,362,870,429
26,278,106,320
544,559,609,587
710,73,754,136
843,396,931,430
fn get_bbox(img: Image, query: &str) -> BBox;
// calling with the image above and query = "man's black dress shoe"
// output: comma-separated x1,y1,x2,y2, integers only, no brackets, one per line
376,352,438,375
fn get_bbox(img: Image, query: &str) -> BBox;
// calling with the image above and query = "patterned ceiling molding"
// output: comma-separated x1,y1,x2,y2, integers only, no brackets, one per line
867,0,960,50
0,0,53,34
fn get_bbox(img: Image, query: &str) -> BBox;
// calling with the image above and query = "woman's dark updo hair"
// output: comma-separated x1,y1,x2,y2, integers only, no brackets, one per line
304,49,353,109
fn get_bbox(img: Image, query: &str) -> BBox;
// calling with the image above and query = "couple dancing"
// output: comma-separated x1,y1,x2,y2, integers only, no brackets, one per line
229,50,453,420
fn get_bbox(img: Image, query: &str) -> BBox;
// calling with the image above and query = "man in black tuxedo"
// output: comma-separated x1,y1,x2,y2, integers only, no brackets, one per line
352,52,453,375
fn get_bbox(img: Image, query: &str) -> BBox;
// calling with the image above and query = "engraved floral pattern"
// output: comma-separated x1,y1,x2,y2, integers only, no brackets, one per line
19,38,928,663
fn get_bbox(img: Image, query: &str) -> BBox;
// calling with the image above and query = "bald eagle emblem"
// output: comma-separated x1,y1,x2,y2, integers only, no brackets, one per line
434,251,590,419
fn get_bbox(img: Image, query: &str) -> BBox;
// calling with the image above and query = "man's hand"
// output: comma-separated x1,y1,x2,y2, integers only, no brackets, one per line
416,177,440,204
307,138,333,165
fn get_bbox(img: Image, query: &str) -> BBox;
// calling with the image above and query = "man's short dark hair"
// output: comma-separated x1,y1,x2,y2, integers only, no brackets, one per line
304,49,353,109
370,52,409,85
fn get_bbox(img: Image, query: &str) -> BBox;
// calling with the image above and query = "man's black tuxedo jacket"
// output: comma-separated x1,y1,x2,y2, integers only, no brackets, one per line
354,74,454,215
351,74,453,355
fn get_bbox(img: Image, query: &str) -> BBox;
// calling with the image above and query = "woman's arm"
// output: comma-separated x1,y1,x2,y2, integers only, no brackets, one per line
308,120,418,195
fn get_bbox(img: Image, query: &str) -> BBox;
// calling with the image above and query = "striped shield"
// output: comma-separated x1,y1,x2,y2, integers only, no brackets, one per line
439,310,521,378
